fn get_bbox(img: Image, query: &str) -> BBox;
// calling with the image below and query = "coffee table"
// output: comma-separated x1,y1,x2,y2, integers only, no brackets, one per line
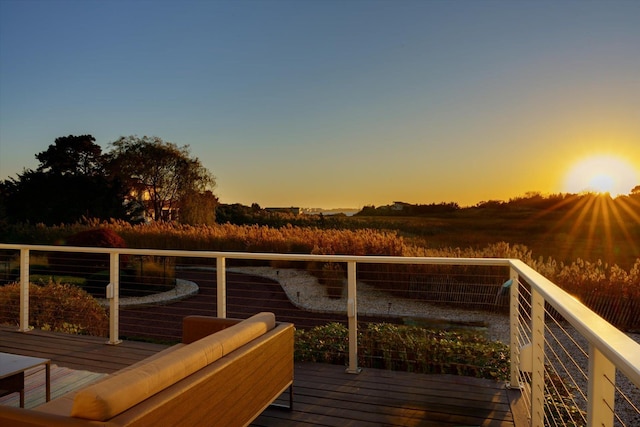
0,352,51,408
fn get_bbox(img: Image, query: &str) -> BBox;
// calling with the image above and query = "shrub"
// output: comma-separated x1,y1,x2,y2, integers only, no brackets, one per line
0,281,108,336
29,274,86,287
119,256,175,296
294,323,349,365
66,228,127,248
295,322,510,380
318,263,345,299
82,257,175,298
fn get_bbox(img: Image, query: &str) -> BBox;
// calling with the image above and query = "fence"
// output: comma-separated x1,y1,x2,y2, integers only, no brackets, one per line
0,244,638,427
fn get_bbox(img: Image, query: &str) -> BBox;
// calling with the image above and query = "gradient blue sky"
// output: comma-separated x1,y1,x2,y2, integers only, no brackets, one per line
1,0,639,208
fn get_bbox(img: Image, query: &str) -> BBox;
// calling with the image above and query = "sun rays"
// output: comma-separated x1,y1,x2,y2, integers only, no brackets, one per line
533,192,640,266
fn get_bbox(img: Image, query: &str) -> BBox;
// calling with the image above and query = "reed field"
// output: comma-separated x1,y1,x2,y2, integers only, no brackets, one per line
1,202,639,330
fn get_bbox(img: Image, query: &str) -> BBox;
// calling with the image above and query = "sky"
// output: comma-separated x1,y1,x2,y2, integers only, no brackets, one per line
1,0,639,209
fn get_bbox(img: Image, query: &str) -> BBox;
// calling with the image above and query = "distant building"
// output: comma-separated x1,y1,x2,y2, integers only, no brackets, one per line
265,207,302,215
391,201,410,211
126,188,179,222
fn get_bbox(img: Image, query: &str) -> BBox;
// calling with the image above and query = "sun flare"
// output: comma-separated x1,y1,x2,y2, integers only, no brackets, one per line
563,155,638,197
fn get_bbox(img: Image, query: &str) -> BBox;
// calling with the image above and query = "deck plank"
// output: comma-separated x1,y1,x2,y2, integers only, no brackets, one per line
258,363,515,427
0,326,522,426
0,326,167,373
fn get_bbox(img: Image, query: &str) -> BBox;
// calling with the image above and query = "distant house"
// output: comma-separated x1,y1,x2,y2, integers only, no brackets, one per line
126,188,179,222
265,207,302,215
391,201,410,211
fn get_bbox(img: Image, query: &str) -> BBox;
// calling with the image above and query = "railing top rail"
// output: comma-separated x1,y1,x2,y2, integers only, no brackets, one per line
511,259,640,388
0,243,512,266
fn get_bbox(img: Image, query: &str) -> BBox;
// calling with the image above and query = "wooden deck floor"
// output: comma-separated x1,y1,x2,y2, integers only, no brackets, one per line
0,326,526,426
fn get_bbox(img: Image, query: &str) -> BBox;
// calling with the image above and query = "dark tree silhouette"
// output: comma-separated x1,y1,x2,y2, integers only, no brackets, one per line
36,135,105,176
0,135,130,225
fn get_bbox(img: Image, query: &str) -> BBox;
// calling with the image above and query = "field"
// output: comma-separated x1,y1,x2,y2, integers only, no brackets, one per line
343,207,639,270
215,194,640,269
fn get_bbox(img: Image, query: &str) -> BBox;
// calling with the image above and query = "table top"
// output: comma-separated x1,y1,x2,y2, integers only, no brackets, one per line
0,352,50,379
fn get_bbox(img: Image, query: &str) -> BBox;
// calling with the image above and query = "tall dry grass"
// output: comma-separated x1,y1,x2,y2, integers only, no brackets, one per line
3,220,639,329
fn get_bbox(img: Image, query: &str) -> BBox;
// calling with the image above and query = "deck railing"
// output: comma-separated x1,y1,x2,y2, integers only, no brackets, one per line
0,243,638,427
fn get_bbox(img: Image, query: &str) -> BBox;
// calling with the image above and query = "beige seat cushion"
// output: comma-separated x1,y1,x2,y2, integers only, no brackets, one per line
34,344,186,417
70,312,276,421
210,312,275,356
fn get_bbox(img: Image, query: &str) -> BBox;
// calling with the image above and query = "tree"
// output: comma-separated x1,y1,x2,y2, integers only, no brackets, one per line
0,135,130,225
36,135,104,176
178,190,218,225
106,136,216,222
1,170,128,225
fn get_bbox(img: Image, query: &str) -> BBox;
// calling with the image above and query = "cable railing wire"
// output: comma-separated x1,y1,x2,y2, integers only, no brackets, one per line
512,275,639,427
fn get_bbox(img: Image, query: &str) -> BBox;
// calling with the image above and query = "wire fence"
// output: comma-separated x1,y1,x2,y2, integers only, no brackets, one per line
0,251,511,340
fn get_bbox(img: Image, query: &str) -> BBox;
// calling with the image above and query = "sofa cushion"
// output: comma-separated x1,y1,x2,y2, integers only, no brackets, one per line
70,312,276,421
211,311,275,356
34,344,186,417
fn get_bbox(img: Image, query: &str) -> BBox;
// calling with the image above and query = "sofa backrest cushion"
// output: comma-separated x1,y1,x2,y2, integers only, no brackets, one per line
70,312,276,421
212,312,275,356
33,344,187,417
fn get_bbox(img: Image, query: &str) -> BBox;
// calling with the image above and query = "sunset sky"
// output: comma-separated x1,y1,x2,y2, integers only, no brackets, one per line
1,0,639,209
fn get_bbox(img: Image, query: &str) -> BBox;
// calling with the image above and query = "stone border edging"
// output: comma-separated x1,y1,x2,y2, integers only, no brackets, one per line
97,278,198,308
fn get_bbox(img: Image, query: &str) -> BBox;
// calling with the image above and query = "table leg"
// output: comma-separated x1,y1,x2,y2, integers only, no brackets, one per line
45,361,51,402
16,372,25,408
0,372,26,407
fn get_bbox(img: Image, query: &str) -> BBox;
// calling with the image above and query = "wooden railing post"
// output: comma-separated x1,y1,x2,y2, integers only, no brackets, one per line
217,256,226,318
19,248,31,332
107,251,121,345
587,344,615,427
346,261,361,374
530,289,545,427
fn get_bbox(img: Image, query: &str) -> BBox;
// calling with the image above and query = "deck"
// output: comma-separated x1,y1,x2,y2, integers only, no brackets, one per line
0,326,526,426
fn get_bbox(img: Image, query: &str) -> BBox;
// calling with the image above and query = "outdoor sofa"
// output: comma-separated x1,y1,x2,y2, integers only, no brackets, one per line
0,312,294,426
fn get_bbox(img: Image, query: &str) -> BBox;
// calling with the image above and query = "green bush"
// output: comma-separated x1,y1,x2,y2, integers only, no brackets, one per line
295,322,510,380
295,323,349,365
0,281,108,336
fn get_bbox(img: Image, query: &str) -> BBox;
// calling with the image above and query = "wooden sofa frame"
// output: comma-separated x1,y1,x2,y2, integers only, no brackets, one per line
0,313,294,426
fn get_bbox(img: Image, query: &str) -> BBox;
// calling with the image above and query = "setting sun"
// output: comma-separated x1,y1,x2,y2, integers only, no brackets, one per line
563,155,638,197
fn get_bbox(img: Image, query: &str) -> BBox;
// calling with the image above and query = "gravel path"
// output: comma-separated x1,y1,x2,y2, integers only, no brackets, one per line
118,267,406,339
230,266,513,342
